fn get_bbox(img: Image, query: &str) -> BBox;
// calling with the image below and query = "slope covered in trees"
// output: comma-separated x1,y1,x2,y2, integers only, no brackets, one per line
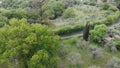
0,0,119,68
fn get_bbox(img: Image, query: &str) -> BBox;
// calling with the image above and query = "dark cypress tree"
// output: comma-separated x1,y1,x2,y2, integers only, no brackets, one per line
83,21,90,41
117,4,120,10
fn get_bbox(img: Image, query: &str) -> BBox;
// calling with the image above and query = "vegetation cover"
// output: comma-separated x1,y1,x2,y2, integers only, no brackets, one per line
0,0,119,68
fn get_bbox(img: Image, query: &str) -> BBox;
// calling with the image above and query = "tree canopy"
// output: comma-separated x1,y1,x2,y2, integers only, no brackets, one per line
0,18,59,68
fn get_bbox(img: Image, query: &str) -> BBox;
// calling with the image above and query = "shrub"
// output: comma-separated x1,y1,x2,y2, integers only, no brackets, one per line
67,52,81,66
61,0,79,8
101,3,111,10
88,45,104,59
105,41,117,53
58,44,70,58
108,6,119,12
113,40,120,51
105,57,120,68
0,8,27,19
89,2,96,6
55,23,84,35
90,24,108,42
76,40,88,50
63,7,77,19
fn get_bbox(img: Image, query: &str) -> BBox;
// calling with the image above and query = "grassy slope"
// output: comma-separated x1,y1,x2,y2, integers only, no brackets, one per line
59,37,120,68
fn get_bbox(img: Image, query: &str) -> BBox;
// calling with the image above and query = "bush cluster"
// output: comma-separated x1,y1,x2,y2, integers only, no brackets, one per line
54,23,84,35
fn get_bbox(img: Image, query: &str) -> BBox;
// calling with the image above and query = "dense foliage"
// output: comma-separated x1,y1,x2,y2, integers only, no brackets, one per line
90,24,108,42
0,0,120,68
0,18,59,68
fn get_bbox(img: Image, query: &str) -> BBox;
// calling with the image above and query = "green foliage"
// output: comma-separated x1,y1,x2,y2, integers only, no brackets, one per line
88,2,96,6
83,22,90,41
47,1,64,18
90,24,108,42
63,7,77,19
115,0,120,4
0,8,27,19
28,50,49,68
0,18,59,68
101,3,111,10
1,0,31,9
30,0,50,22
108,6,119,12
55,23,84,35
113,40,120,51
55,11,120,35
0,14,8,27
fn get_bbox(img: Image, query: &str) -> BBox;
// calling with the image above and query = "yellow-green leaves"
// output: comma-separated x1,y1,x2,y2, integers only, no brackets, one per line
0,18,59,68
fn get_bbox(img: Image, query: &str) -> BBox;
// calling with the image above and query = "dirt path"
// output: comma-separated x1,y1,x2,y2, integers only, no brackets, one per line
60,19,120,40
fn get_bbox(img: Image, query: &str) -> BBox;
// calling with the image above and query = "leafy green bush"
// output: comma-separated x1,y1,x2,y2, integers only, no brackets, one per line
108,6,119,12
101,3,111,10
113,40,120,51
47,1,64,18
90,24,108,42
0,15,8,27
55,23,84,35
63,7,77,19
0,8,27,19
89,2,96,6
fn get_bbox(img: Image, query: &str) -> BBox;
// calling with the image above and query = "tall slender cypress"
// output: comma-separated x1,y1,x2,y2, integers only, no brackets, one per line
83,21,90,41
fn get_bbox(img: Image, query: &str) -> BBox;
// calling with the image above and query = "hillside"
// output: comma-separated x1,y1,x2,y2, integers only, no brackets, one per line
0,0,119,68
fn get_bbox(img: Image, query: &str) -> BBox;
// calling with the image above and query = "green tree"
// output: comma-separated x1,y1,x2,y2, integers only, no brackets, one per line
90,24,108,42
30,0,49,23
63,7,77,19
83,22,90,41
0,18,59,68
47,1,64,19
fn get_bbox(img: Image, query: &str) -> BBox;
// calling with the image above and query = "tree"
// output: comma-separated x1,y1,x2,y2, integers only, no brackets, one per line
0,18,59,68
90,24,108,42
30,0,49,23
63,7,77,19
117,4,120,10
83,22,90,41
47,1,64,19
